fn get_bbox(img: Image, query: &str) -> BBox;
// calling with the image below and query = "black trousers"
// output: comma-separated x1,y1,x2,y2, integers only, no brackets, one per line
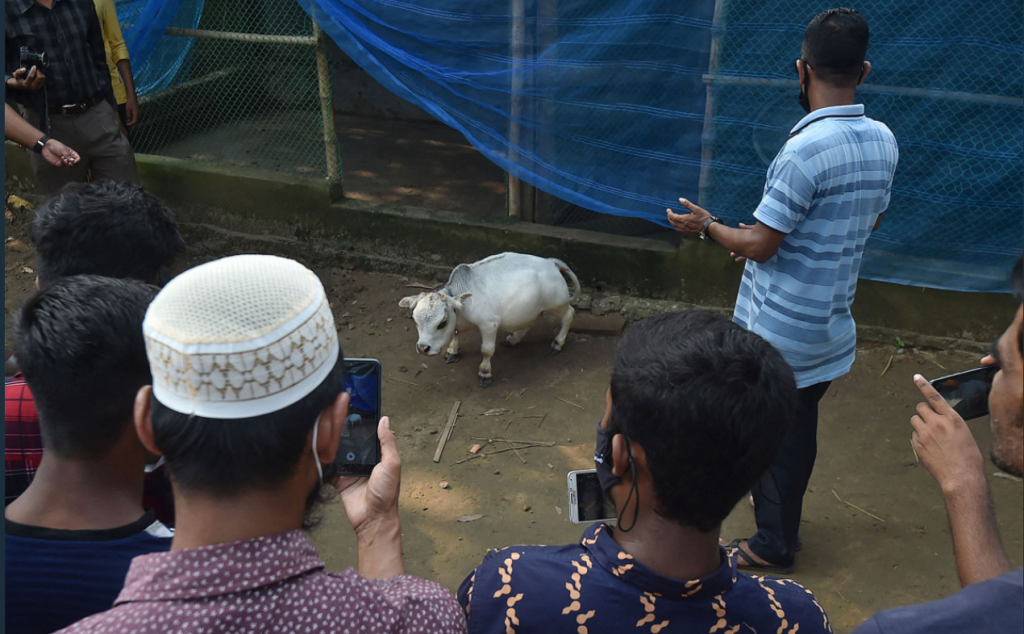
748,380,832,566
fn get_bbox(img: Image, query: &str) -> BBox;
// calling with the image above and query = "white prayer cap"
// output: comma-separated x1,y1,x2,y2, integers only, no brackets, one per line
143,254,339,419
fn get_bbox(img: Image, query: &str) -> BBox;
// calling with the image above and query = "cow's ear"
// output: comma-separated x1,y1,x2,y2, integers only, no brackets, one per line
398,294,422,309
452,292,472,310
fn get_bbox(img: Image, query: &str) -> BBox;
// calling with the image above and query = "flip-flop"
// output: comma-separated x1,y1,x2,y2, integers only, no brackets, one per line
723,538,795,574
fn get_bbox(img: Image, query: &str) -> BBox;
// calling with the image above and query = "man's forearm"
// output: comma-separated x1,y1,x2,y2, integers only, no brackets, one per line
707,222,777,263
356,514,405,579
116,59,136,97
5,103,45,147
943,474,1013,587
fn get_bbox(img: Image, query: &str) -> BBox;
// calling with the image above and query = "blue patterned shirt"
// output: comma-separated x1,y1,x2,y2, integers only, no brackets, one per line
734,104,898,388
459,523,832,634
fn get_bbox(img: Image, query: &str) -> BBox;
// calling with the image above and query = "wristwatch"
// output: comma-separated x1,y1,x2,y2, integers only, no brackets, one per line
699,215,724,242
32,135,51,154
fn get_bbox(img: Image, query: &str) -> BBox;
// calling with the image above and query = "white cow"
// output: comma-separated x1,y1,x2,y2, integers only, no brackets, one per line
399,252,580,387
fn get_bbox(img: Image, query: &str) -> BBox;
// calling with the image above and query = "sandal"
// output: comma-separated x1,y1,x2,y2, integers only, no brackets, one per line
722,538,795,574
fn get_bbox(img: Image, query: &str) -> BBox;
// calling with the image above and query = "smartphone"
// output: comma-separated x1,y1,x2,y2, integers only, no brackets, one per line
930,366,997,421
325,358,383,478
567,469,617,524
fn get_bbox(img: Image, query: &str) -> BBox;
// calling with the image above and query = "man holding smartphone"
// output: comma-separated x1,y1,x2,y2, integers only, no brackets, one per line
59,255,465,634
666,8,899,573
852,257,1023,633
459,311,832,633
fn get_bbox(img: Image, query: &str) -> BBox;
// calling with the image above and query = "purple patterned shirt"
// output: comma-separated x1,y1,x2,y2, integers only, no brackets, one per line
57,530,467,634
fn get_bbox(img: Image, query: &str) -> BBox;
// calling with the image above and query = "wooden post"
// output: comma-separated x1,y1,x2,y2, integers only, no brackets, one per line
697,0,727,209
507,0,527,219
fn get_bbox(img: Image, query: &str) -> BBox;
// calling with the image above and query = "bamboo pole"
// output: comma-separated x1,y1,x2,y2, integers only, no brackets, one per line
507,0,526,219
697,0,726,210
312,21,342,183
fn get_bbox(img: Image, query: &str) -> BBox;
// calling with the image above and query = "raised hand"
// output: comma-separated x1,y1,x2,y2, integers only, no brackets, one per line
910,374,986,495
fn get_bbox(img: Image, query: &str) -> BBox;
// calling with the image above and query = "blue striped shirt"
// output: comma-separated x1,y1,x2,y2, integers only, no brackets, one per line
734,104,898,388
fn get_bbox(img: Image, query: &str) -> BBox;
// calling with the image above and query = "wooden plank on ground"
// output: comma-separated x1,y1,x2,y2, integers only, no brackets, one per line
570,313,627,336
433,400,461,463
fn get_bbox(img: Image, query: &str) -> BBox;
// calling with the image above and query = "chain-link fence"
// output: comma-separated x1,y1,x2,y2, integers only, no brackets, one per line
128,0,340,183
700,1,1022,288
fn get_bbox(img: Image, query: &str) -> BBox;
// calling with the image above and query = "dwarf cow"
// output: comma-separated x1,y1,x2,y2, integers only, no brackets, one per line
400,253,579,387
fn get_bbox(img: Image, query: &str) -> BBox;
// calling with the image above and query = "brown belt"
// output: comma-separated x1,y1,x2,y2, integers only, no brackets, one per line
49,92,105,116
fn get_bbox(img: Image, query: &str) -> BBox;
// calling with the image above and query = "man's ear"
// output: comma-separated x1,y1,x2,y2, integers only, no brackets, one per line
34,276,40,290
133,386,162,457
315,391,350,465
858,61,872,86
795,59,807,84
611,433,630,478
398,294,423,309
612,433,647,479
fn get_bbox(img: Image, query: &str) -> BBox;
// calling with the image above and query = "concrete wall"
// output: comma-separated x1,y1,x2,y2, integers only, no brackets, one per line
6,142,1016,349
328,42,435,122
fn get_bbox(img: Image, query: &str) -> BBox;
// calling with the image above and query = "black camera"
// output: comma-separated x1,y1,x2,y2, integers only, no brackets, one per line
19,46,48,73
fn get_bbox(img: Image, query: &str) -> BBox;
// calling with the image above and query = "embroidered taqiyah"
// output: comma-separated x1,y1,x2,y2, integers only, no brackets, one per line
143,254,338,418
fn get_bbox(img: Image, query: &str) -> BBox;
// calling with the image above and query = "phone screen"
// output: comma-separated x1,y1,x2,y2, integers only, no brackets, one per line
930,366,996,421
571,470,617,523
329,358,382,477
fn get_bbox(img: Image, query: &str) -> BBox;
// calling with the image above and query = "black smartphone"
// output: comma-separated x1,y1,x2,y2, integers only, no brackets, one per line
930,366,997,421
567,469,617,524
325,358,382,478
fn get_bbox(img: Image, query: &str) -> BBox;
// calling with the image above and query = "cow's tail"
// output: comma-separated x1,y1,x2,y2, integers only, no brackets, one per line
550,258,580,302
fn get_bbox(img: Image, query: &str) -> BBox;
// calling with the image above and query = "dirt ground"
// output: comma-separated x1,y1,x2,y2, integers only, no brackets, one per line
5,200,1021,634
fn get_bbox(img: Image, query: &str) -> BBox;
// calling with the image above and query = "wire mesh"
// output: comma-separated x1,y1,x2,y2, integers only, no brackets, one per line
127,0,340,182
701,1,1022,289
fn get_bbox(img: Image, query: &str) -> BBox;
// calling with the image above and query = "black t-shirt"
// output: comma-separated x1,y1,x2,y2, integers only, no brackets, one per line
853,568,1023,634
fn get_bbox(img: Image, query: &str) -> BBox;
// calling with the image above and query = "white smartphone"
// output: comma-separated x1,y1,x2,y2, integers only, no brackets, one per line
567,469,617,525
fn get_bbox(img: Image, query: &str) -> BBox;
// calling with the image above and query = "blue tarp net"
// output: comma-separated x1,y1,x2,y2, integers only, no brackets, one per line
116,0,203,96
123,0,1022,292
296,0,1021,293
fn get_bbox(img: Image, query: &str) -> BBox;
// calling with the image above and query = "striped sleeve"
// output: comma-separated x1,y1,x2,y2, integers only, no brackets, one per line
753,150,816,234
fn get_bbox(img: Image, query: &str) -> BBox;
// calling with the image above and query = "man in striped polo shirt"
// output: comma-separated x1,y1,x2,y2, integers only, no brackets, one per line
667,8,898,572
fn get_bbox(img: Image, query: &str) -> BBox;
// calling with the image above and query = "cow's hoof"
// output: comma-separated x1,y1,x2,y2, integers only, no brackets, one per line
445,352,460,364
549,343,563,356
478,376,492,388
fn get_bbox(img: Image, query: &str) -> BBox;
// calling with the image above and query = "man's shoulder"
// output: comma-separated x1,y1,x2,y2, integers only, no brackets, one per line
733,573,832,632
474,542,583,574
853,569,1023,634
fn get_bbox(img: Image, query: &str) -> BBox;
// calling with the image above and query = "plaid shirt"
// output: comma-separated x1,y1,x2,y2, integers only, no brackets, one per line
5,0,114,109
5,373,42,505
3,372,175,524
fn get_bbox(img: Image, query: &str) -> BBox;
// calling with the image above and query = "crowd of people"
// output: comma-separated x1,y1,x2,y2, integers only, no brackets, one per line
4,4,1022,634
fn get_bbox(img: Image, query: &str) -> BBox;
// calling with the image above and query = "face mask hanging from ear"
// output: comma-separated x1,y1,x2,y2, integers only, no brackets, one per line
797,60,811,114
593,421,640,532
311,413,324,483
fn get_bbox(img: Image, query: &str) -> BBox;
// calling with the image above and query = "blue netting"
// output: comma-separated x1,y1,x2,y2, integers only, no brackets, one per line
298,0,1021,292
116,0,204,96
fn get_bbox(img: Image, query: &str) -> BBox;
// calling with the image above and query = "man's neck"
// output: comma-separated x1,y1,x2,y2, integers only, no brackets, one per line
611,510,722,581
6,453,147,531
169,483,309,551
809,87,858,112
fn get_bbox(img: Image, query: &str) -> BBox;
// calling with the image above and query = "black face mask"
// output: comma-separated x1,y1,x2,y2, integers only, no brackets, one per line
593,421,639,532
796,60,811,114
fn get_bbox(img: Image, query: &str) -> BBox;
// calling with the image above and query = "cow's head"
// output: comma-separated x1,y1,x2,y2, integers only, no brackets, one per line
399,291,472,356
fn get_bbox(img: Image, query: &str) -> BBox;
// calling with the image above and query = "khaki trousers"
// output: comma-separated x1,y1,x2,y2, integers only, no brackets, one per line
26,100,139,193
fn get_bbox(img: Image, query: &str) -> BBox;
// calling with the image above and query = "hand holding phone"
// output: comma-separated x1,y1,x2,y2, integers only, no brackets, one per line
332,416,405,579
911,374,987,495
